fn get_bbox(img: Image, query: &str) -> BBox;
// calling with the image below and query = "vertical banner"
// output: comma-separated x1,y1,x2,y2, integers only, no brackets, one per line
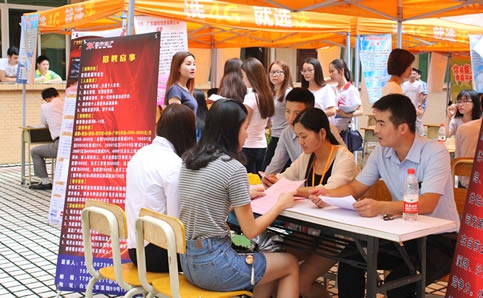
449,55,473,103
446,121,483,298
16,14,39,84
54,32,160,295
49,28,124,226
427,52,448,93
134,16,188,105
358,34,392,103
469,35,483,93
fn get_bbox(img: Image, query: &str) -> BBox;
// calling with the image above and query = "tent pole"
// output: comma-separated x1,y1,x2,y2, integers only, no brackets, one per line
353,35,361,162
446,53,452,105
211,48,217,88
346,32,351,70
397,0,402,48
210,33,217,88
354,35,360,90
397,21,402,48
128,0,135,35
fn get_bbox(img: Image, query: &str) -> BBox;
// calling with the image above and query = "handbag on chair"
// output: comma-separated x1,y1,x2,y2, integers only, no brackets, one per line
340,119,363,152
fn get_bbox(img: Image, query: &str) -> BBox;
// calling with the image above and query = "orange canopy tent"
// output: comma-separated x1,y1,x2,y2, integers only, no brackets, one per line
223,0,483,21
33,0,353,49
222,0,483,47
31,0,480,51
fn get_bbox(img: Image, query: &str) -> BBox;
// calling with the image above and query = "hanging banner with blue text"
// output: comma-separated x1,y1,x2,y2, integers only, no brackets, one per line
358,34,392,103
469,34,483,93
16,14,39,84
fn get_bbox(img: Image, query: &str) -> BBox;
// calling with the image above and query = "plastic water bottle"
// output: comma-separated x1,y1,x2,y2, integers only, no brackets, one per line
438,124,446,143
403,168,419,221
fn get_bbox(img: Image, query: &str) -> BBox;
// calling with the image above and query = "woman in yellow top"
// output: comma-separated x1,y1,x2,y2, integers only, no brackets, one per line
34,55,62,83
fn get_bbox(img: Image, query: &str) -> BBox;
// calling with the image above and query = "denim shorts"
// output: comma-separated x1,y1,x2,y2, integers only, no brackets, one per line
180,236,267,291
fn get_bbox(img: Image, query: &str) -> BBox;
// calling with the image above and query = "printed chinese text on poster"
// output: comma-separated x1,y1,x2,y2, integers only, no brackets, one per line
54,32,160,295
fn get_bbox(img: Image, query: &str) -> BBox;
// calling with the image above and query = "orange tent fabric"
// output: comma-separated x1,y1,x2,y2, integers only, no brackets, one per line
224,0,483,21
34,0,355,49
30,0,479,51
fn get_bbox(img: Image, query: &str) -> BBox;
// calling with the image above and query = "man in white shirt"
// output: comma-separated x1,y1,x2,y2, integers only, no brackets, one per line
415,68,428,110
0,47,19,82
30,88,64,190
402,68,425,136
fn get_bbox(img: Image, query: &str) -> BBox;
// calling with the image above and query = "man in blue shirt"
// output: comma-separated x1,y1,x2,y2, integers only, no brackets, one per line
310,94,459,298
263,88,343,186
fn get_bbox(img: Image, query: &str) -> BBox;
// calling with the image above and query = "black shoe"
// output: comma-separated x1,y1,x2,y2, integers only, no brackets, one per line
29,183,52,190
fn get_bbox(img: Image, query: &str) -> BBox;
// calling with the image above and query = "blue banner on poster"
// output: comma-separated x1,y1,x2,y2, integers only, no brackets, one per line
469,34,483,93
16,14,39,84
358,34,392,103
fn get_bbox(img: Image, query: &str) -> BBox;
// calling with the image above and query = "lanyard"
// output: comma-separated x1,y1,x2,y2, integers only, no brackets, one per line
312,145,334,187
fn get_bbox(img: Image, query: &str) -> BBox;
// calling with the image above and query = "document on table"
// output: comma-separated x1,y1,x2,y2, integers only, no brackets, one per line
250,177,305,214
319,195,357,210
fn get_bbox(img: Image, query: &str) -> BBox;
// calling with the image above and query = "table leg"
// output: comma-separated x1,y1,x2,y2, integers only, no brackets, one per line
366,237,379,298
21,133,26,185
416,237,427,298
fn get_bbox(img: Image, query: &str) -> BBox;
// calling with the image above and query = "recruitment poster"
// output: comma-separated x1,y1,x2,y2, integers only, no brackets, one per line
446,120,483,298
48,28,124,226
134,16,188,105
54,32,160,295
358,34,392,103
469,35,483,93
16,14,38,84
449,55,473,102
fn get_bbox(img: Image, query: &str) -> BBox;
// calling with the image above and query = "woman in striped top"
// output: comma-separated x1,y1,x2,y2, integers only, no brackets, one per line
178,99,299,297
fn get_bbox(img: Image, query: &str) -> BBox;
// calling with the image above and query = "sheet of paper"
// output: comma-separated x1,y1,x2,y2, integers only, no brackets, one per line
319,195,357,210
251,177,305,214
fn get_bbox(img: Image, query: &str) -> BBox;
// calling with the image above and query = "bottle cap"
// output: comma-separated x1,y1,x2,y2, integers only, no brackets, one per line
440,124,444,127
407,168,415,174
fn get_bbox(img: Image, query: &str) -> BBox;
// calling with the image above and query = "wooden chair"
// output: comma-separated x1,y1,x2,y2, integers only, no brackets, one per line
451,157,473,216
135,208,253,298
81,200,162,297
361,179,392,202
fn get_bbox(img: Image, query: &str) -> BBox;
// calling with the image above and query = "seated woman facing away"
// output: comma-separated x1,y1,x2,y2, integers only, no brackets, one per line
125,104,196,272
178,99,299,297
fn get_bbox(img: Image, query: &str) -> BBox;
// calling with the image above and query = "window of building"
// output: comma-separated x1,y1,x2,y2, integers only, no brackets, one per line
1,2,67,79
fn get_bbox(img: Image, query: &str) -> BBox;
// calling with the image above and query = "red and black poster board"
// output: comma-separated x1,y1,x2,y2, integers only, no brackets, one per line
54,32,160,295
446,121,483,298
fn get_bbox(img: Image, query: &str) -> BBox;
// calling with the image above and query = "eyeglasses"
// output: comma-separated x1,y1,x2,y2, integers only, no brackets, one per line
456,100,473,104
269,70,284,76
300,69,314,74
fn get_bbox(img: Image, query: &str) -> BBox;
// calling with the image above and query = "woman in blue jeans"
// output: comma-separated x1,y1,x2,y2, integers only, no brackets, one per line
177,99,299,297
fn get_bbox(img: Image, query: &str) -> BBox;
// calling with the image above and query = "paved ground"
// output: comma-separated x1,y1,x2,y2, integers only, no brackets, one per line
0,164,447,297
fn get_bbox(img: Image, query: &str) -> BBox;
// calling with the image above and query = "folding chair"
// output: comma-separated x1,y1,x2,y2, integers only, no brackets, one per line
451,157,473,216
136,207,253,298
81,200,162,297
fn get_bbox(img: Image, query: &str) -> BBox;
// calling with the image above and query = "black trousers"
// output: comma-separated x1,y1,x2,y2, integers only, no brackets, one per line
128,243,182,273
243,147,267,174
337,233,457,298
264,136,279,169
